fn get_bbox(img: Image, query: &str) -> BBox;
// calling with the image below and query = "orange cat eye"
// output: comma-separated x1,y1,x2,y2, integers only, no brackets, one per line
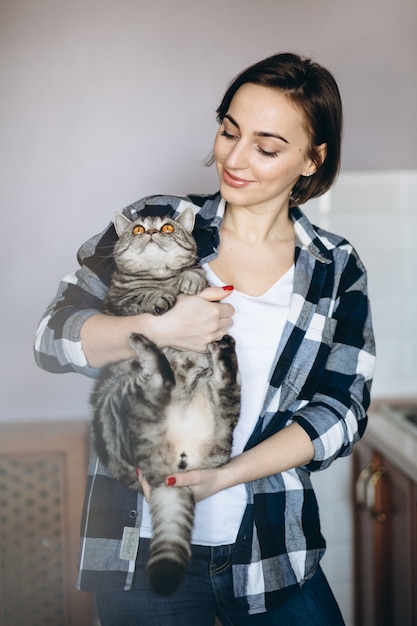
160,224,175,234
132,225,146,235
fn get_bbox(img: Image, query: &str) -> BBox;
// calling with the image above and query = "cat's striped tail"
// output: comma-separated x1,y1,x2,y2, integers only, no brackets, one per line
147,484,195,595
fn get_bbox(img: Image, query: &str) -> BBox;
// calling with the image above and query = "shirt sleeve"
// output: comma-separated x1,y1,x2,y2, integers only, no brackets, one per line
33,222,117,379
292,249,376,471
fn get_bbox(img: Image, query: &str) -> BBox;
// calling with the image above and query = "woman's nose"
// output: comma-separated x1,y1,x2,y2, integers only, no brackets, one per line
224,139,249,170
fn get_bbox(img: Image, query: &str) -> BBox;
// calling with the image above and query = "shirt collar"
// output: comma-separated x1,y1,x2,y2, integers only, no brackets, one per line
290,206,334,264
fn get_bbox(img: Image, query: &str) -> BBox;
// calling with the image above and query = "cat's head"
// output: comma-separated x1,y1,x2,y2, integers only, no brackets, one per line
112,207,198,277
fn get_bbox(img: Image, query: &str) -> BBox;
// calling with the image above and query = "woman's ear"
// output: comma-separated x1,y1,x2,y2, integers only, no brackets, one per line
304,143,327,176
316,143,327,167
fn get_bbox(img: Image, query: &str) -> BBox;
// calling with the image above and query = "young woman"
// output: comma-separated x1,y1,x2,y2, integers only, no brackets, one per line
34,52,375,625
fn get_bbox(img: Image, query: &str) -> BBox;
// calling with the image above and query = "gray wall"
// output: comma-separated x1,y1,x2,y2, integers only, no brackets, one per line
1,0,416,416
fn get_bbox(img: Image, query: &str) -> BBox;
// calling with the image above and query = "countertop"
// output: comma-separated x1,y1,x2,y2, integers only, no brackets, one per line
366,399,417,483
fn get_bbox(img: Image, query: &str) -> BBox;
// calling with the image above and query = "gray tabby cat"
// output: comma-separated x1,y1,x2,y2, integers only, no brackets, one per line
91,207,240,595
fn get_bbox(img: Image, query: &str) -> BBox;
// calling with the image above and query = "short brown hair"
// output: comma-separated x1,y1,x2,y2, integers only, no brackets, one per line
215,52,343,206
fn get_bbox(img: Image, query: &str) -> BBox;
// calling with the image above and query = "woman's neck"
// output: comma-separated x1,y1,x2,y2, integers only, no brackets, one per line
221,202,294,246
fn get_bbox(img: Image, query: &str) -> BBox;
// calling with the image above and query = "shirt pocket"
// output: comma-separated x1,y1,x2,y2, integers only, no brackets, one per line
282,315,337,398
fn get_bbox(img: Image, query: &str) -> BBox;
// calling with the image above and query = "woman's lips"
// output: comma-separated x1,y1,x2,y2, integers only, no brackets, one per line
223,169,254,188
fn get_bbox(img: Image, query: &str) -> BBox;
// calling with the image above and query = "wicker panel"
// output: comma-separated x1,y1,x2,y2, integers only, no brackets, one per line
0,453,68,626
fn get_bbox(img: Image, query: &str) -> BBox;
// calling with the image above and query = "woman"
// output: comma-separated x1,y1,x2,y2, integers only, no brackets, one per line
34,52,375,625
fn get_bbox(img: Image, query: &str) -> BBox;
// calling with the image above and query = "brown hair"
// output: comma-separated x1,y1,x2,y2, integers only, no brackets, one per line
214,52,343,206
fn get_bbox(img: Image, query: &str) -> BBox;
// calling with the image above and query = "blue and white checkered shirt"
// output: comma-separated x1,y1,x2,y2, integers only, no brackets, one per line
34,192,375,615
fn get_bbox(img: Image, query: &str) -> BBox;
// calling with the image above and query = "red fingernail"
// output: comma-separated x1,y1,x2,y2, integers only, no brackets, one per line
222,285,234,292
166,476,176,486
135,467,140,477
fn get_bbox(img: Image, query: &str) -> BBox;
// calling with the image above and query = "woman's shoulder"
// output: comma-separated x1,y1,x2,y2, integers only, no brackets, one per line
121,191,222,220
77,192,222,265
292,205,362,263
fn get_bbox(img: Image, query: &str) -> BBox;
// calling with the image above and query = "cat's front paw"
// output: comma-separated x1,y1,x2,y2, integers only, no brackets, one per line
178,270,207,295
151,293,177,315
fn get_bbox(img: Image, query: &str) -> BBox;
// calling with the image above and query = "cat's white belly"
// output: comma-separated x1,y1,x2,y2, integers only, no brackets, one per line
164,391,216,471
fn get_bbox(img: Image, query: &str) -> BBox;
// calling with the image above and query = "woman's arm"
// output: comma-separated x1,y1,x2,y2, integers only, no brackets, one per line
162,422,314,502
160,245,376,499
34,219,234,374
80,288,235,368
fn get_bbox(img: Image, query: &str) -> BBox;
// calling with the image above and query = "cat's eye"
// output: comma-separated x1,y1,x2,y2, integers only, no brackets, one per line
132,225,145,235
160,224,175,234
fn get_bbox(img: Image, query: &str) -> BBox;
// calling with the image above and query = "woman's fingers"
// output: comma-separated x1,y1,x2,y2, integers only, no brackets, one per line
164,468,220,502
151,287,235,352
136,469,152,502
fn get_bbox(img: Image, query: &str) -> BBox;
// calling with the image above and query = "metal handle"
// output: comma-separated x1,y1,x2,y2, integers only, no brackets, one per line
365,467,387,522
355,464,387,522
355,463,375,508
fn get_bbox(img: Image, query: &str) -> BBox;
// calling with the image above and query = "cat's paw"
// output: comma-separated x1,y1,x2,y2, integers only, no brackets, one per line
208,335,239,381
151,293,177,315
178,270,207,295
212,334,236,349
209,334,236,356
128,333,175,389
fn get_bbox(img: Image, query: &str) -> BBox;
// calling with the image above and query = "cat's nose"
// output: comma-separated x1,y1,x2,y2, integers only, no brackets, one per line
146,229,159,235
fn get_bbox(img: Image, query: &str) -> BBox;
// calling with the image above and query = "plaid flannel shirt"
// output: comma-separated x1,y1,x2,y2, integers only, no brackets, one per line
34,192,375,615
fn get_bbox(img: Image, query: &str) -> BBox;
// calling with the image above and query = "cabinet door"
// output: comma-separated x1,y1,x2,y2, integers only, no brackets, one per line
0,422,92,626
354,439,417,626
353,442,390,626
353,441,375,625
384,455,415,625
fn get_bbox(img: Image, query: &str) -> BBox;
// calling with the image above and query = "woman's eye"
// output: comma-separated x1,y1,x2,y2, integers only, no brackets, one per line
160,223,175,234
220,129,237,140
132,225,145,235
257,146,279,158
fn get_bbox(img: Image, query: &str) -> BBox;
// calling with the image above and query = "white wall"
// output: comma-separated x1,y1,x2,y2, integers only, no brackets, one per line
1,1,417,624
308,170,417,626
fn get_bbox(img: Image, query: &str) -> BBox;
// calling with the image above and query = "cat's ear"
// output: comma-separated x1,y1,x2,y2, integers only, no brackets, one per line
113,213,133,237
176,207,195,233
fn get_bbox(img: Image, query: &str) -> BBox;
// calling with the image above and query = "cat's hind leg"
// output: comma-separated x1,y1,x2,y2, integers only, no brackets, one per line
208,335,240,387
128,333,175,392
206,336,241,464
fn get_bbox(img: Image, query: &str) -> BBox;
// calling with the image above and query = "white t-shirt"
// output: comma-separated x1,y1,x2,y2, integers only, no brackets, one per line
140,263,294,545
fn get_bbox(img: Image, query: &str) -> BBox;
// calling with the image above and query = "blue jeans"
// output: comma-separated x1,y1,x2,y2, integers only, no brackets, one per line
96,540,345,625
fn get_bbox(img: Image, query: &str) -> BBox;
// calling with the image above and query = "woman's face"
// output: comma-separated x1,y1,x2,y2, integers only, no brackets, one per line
213,83,323,213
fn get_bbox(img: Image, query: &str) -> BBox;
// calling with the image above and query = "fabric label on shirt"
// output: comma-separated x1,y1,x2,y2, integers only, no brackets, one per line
120,527,140,561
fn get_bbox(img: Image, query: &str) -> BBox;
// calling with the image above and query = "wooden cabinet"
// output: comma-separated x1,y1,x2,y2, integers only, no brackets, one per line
0,421,93,626
353,438,417,625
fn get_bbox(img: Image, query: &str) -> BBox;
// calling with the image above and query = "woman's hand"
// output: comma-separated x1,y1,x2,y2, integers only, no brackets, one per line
139,424,314,506
136,469,220,503
137,467,222,503
150,286,235,353
165,468,223,502
164,423,315,501
136,469,152,502
81,286,234,368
